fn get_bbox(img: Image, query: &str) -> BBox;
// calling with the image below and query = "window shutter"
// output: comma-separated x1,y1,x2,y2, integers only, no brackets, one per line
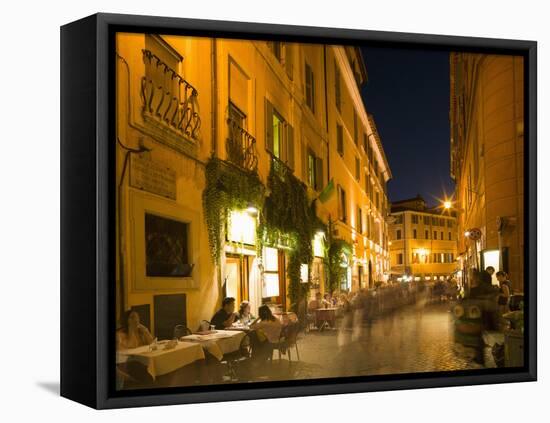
284,44,293,80
286,123,294,170
302,141,308,182
337,186,342,220
316,157,324,191
265,99,273,153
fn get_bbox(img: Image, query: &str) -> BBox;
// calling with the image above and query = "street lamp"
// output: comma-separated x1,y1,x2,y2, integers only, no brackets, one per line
443,200,452,210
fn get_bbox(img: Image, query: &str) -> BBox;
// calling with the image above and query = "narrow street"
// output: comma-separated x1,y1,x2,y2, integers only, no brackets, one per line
262,303,483,381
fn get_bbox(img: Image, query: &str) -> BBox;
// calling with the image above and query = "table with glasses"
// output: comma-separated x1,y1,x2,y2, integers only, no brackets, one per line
315,307,338,330
180,330,246,361
117,340,206,382
227,322,252,332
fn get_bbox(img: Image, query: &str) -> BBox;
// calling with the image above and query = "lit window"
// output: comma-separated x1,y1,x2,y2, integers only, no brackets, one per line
272,113,283,159
263,247,280,298
300,264,309,283
227,210,257,245
313,232,325,258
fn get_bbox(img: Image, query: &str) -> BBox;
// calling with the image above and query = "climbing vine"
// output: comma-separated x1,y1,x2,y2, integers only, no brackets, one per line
202,156,265,263
260,157,324,309
324,218,352,293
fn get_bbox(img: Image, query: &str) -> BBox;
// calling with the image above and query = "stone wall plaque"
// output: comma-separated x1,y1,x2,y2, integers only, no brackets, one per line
130,154,176,200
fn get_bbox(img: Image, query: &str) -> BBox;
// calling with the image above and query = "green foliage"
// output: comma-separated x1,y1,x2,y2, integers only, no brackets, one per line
203,157,265,263
261,158,320,306
287,252,310,312
324,218,352,293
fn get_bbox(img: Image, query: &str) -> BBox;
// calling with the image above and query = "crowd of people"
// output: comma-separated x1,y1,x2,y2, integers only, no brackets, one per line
115,268,518,387
209,297,290,362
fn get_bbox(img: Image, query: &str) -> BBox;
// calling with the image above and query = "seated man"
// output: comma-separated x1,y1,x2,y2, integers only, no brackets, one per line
210,297,237,330
308,292,323,311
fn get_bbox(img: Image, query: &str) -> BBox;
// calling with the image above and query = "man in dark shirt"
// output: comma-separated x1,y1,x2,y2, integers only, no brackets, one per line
210,297,237,330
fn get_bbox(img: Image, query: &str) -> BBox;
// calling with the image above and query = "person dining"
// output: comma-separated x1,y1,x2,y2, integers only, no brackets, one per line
250,305,283,361
116,310,154,350
116,310,154,387
210,297,237,330
237,300,256,325
308,292,323,311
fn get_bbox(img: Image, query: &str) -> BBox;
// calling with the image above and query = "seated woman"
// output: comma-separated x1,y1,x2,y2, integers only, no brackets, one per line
238,300,256,325
116,310,154,388
117,310,154,349
250,305,283,361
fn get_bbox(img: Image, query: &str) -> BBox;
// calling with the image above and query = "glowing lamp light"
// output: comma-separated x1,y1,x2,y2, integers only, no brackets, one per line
464,231,471,238
418,248,428,257
443,200,452,210
228,210,257,245
246,205,258,215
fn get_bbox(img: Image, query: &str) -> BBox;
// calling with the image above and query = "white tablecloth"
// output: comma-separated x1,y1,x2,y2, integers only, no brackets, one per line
180,330,245,361
118,341,205,379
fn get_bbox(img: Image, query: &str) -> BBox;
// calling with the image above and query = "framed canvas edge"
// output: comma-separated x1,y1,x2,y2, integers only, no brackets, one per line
76,12,537,409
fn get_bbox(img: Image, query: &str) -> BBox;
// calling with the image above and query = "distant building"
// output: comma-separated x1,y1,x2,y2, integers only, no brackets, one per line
389,196,458,283
450,53,524,292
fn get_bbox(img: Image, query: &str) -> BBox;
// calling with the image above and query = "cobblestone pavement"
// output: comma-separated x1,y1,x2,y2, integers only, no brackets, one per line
256,302,483,381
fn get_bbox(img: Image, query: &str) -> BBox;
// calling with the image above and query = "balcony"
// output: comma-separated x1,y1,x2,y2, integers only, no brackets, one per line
225,118,258,172
140,49,201,143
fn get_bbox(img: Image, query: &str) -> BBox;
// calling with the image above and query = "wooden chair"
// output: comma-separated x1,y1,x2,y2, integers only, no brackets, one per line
271,322,300,362
221,332,252,381
173,324,192,339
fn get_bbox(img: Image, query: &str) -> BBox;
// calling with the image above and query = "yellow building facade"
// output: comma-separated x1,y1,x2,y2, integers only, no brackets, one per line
115,33,391,335
389,196,458,282
450,53,524,292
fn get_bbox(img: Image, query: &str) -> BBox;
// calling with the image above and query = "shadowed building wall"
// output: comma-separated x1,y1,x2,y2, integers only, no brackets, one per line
450,53,524,292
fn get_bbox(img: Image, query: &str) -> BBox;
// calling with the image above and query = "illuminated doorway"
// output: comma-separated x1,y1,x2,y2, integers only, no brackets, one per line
224,255,250,305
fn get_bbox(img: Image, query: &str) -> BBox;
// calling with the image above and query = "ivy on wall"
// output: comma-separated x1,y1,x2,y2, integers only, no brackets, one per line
203,155,329,313
202,157,265,263
324,218,352,294
261,157,324,309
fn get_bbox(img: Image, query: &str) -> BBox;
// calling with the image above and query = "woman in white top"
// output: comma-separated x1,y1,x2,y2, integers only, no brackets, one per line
116,310,154,388
250,305,283,360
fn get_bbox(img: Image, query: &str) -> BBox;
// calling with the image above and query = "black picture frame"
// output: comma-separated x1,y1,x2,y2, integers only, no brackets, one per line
60,12,537,409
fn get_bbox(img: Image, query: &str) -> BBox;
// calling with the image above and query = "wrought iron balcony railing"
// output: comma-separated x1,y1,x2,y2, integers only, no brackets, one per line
140,49,201,141
225,118,258,172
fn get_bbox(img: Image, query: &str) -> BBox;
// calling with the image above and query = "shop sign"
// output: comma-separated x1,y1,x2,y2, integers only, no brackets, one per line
130,155,176,200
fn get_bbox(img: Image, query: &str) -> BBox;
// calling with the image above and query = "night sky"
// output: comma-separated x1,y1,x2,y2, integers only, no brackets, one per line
360,46,454,208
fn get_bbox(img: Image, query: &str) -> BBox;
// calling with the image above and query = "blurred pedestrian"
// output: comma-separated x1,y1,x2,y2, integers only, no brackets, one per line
496,271,512,314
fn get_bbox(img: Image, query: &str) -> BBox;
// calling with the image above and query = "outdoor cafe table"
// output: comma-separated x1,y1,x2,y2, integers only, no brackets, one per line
180,330,246,361
315,307,338,330
117,340,205,380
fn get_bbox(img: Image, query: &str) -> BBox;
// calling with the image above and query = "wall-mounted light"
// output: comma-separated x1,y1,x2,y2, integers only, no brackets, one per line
246,204,258,215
